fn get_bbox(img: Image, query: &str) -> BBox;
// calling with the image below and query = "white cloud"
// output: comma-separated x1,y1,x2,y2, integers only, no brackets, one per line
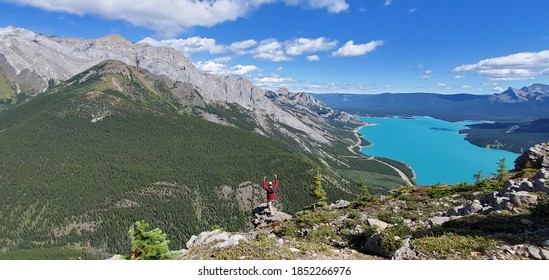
332,40,384,57
9,0,275,37
437,83,451,89
454,49,549,81
8,0,350,36
252,39,291,62
194,60,258,76
285,37,338,56
284,0,349,13
454,75,466,79
229,39,258,55
384,0,393,6
408,8,418,13
421,70,433,80
139,36,226,54
461,85,472,89
306,55,320,62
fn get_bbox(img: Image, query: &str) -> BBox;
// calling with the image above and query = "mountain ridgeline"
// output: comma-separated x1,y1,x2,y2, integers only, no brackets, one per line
315,84,549,122
0,27,412,258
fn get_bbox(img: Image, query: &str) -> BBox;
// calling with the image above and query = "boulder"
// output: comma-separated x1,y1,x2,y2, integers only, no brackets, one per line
533,180,549,194
493,197,513,210
509,191,538,207
186,235,197,249
328,200,350,210
213,234,247,249
252,203,292,227
518,180,534,192
527,246,542,260
447,206,464,217
429,216,450,226
392,237,425,260
462,199,483,215
541,249,549,260
514,142,549,170
366,218,390,231
534,168,549,180
187,230,229,249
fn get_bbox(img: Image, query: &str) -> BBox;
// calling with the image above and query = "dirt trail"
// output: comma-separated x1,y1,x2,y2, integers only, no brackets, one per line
348,124,414,186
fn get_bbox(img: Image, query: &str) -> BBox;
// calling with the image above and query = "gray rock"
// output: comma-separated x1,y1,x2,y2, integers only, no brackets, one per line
329,200,350,209
482,191,498,205
392,237,425,260
107,254,124,260
534,168,549,180
519,180,534,192
502,245,515,255
366,218,390,231
252,203,292,227
520,219,535,226
527,246,542,260
462,199,483,215
541,249,549,260
502,180,518,193
447,206,464,217
186,235,197,249
494,197,513,210
213,234,246,249
514,142,549,170
533,180,549,194
204,231,229,246
289,248,300,253
429,216,450,226
541,240,549,248
276,239,284,246
509,191,538,207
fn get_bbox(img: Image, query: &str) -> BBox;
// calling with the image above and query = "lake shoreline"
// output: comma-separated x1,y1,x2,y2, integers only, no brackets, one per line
357,115,519,185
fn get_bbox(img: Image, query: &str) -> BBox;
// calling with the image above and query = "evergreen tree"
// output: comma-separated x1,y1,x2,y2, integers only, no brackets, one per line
127,220,173,260
310,168,327,209
496,158,508,182
473,171,484,185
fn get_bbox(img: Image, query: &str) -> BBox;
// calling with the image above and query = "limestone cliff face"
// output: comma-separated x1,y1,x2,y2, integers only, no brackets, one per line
0,26,362,149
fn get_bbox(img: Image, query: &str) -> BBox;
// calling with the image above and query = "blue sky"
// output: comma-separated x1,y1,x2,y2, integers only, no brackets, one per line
1,0,548,94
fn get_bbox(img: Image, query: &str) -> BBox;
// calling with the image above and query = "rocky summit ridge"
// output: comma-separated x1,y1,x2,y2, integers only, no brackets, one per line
0,26,360,151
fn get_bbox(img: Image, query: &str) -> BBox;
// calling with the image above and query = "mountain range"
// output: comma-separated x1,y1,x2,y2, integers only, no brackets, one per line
315,84,549,122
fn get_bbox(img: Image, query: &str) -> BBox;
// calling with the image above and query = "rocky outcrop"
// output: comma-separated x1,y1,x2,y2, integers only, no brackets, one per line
185,229,247,250
252,203,292,227
514,142,549,170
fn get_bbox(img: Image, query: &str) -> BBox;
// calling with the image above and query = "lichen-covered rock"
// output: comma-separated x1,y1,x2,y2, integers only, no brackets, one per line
509,191,538,207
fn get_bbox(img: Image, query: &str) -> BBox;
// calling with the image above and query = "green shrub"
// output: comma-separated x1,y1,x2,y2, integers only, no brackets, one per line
379,225,412,256
530,201,549,218
126,220,173,260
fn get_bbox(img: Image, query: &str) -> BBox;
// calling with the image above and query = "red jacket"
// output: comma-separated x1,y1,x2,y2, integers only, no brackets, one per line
263,177,279,201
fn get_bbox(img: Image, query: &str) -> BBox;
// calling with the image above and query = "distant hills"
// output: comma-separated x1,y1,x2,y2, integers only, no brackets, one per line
315,83,549,122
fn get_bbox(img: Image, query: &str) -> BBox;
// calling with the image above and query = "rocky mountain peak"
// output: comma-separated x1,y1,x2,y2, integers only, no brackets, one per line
489,84,549,104
96,34,132,45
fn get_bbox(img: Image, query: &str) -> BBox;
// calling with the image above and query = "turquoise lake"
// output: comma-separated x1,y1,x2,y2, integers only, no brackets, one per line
358,116,520,185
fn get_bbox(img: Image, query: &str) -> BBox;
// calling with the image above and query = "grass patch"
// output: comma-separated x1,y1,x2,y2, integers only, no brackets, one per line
412,234,497,259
